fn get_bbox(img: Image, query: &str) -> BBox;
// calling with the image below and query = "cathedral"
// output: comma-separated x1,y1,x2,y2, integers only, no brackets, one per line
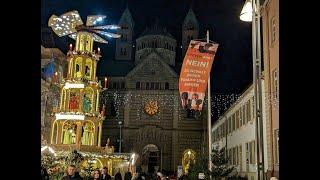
100,7,208,173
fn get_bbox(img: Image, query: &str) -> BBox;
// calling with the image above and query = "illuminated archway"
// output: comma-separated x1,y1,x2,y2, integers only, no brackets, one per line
84,59,92,79
141,144,160,173
83,87,94,113
74,57,83,79
51,120,58,144
81,121,95,145
182,149,196,174
62,121,77,144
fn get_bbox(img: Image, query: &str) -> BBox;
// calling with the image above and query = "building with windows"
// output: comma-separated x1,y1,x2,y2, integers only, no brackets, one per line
99,6,207,173
261,0,279,178
211,82,268,180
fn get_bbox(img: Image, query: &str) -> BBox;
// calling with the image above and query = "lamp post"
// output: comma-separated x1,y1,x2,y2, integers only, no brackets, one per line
118,121,123,153
240,0,265,180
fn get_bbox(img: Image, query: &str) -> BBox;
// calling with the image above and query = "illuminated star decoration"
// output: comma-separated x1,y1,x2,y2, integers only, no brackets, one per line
48,10,121,44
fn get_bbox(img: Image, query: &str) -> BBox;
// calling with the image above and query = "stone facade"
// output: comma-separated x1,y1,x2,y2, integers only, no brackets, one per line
100,7,207,172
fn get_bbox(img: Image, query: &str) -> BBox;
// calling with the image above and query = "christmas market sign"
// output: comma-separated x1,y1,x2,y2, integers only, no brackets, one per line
179,40,219,111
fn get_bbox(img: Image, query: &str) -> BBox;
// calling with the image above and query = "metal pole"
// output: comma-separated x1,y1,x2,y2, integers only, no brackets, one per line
160,148,163,172
256,0,265,178
252,0,265,179
119,123,122,153
207,30,212,174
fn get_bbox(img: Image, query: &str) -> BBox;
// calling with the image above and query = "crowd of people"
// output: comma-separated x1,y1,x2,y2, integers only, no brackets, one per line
41,164,186,180
57,165,132,180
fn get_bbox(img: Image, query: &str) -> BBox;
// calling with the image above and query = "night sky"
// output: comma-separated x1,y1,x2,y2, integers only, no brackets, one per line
41,0,253,120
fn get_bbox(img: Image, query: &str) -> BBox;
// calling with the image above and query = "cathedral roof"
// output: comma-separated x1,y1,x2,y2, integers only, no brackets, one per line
140,22,174,39
102,59,136,77
183,8,199,29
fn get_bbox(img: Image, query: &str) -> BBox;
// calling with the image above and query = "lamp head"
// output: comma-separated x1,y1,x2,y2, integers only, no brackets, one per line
240,0,253,22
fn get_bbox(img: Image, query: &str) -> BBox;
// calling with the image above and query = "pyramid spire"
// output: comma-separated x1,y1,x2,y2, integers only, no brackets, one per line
183,7,199,29
119,3,135,28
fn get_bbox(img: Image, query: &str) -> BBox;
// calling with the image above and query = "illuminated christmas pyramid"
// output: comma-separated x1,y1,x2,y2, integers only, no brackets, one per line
46,10,135,175
47,10,120,148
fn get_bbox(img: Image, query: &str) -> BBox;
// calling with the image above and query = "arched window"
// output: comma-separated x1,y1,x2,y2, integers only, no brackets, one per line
146,82,150,90
155,82,159,90
124,48,127,55
136,82,141,89
62,121,77,144
165,82,169,90
81,122,94,145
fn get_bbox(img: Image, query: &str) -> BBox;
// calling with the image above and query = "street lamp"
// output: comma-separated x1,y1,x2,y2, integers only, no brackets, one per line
240,0,253,22
118,121,123,153
240,0,265,180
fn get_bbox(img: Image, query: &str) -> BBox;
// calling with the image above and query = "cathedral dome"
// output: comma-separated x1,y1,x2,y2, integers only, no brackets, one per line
135,22,177,66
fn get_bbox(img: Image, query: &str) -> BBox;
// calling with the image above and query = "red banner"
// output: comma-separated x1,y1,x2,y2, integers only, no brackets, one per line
179,40,219,111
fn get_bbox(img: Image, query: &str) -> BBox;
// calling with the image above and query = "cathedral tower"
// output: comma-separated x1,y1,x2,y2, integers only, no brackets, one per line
115,5,135,60
182,8,199,57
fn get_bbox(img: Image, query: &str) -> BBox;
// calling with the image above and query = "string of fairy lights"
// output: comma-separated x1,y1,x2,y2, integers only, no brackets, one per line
43,86,279,122
98,90,279,120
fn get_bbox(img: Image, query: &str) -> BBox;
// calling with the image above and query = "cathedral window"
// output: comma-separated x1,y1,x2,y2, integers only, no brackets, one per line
141,82,145,90
165,82,169,90
136,82,141,89
150,82,155,90
146,82,150,90
123,48,127,55
155,83,159,90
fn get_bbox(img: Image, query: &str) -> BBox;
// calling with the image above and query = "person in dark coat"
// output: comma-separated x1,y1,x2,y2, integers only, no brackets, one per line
41,166,49,180
114,168,123,180
124,168,132,180
62,165,83,180
101,167,111,180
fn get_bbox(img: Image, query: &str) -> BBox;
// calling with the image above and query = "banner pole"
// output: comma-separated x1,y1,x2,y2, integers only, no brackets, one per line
207,30,212,175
